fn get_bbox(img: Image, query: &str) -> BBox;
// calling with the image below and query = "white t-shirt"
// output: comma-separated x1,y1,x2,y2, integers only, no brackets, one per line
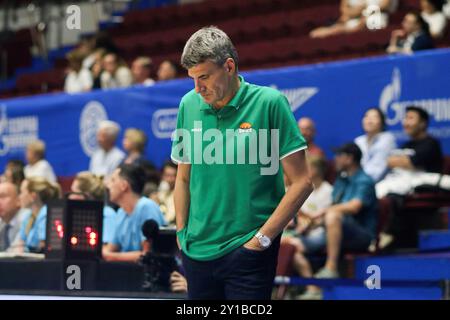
301,181,333,215
64,69,93,93
24,159,57,183
422,11,447,38
89,147,125,177
100,67,133,89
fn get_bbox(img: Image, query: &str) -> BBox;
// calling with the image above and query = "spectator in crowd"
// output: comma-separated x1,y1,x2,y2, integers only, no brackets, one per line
1,159,25,186
143,181,160,204
0,182,28,251
377,106,443,249
81,31,119,71
122,128,148,166
354,107,397,183
90,48,107,90
298,117,325,158
420,0,447,38
387,12,434,54
100,53,133,89
69,172,118,246
287,143,377,297
158,161,177,226
89,120,125,177
102,164,166,262
310,0,399,38
24,140,57,183
387,106,442,173
281,156,333,299
64,50,93,93
13,177,60,253
157,60,178,81
131,57,155,86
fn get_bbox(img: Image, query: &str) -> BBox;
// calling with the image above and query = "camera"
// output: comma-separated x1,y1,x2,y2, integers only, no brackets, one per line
140,220,178,292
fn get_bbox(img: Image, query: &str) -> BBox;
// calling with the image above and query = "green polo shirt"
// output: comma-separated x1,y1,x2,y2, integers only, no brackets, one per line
171,76,306,261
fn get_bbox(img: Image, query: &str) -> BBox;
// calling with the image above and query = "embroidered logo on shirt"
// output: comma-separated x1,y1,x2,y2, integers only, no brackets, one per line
238,122,253,133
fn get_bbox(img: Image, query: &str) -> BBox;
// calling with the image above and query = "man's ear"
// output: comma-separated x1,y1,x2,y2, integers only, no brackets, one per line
225,58,235,73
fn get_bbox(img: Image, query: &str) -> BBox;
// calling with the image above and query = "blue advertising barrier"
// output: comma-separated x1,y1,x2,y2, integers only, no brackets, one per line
1,48,449,176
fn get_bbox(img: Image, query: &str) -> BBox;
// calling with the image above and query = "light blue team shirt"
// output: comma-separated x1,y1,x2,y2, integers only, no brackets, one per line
355,131,397,183
19,206,47,252
102,206,117,244
112,197,166,252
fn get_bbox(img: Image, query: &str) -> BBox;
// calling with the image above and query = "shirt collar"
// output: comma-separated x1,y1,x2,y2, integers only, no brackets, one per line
200,75,247,111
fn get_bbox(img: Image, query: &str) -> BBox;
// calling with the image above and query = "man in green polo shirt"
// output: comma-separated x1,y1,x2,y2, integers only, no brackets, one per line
171,26,314,300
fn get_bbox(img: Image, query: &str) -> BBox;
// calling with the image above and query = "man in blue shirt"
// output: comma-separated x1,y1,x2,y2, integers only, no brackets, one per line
314,143,378,279
102,164,166,262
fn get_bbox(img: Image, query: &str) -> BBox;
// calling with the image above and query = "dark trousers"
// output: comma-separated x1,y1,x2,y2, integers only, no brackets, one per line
181,236,281,300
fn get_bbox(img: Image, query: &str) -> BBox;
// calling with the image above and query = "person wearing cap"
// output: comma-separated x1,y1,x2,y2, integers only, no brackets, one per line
310,142,378,280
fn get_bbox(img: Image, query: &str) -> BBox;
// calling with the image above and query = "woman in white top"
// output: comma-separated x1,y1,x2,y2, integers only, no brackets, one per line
100,53,133,89
281,156,333,300
355,108,396,183
64,50,93,93
24,140,57,183
420,0,448,38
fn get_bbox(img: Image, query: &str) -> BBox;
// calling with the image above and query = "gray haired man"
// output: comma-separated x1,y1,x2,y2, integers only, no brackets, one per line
172,26,313,300
89,120,125,177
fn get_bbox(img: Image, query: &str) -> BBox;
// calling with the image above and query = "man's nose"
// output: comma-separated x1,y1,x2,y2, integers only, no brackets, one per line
194,79,204,93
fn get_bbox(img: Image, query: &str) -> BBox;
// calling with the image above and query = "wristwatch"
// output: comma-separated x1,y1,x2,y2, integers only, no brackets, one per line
255,232,272,249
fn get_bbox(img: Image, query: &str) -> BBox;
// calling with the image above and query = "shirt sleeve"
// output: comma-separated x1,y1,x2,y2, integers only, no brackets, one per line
270,94,307,159
171,101,192,164
37,214,47,241
350,178,375,208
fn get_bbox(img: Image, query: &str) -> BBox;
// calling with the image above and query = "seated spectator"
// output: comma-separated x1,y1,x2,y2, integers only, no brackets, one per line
281,156,333,299
90,48,107,90
285,143,377,299
420,0,447,38
122,128,148,166
24,140,56,183
64,50,93,93
310,0,398,38
131,57,155,86
158,161,177,226
13,177,60,253
69,171,117,245
102,164,166,262
377,106,443,248
387,106,442,174
157,60,178,81
0,182,28,251
354,107,397,182
89,120,125,177
298,117,325,158
1,159,25,186
387,12,434,54
100,53,133,89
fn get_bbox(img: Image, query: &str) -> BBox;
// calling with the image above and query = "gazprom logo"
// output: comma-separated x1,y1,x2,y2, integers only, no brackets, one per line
79,101,108,157
380,68,402,126
152,108,179,139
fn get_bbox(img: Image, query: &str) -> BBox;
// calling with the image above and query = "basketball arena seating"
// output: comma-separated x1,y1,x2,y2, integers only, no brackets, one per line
2,0,448,99
275,156,450,299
